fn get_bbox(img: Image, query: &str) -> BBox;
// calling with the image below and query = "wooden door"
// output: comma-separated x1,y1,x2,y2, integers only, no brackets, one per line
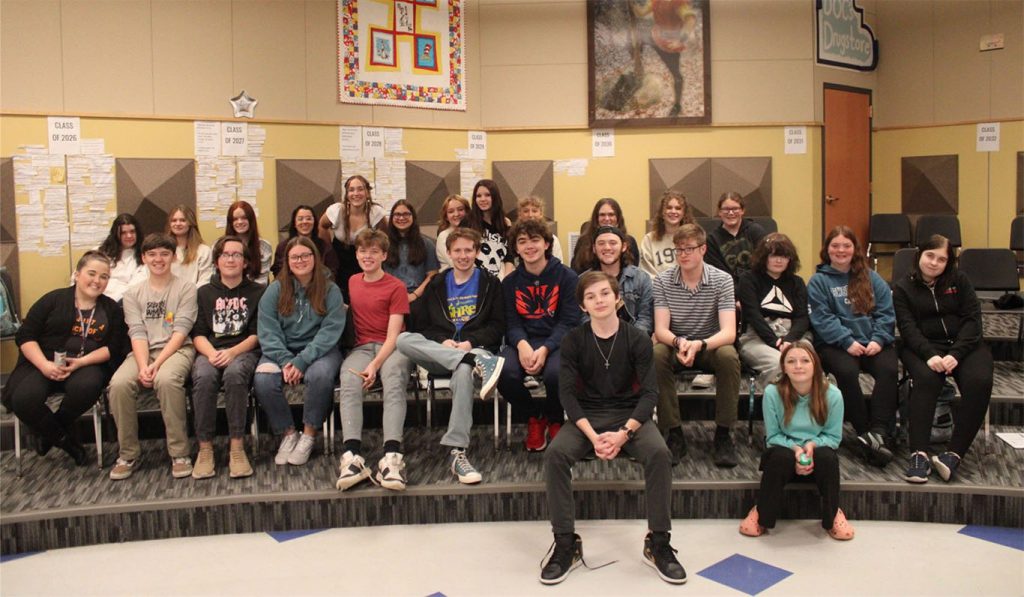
823,86,872,244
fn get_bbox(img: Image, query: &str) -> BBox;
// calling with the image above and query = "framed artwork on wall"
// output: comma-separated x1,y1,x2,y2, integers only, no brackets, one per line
587,0,711,127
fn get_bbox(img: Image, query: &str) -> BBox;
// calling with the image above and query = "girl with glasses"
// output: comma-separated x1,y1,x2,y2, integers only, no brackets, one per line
384,200,439,304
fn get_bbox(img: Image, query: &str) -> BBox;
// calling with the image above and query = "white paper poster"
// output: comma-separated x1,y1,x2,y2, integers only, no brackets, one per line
362,127,385,158
784,126,807,154
384,128,404,153
592,129,615,157
194,121,221,156
47,116,81,155
976,123,1000,152
340,126,362,158
221,122,248,156
468,131,487,159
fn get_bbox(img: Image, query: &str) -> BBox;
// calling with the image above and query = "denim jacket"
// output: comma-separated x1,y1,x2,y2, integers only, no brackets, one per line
584,264,654,336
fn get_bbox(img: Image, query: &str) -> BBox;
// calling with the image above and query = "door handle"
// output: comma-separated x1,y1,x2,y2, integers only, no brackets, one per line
825,195,840,204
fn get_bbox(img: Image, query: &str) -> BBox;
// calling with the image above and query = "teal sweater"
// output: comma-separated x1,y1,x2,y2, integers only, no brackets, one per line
257,279,345,372
763,383,844,450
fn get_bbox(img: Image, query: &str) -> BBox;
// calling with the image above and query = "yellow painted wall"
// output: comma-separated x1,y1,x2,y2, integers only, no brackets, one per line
872,120,1024,249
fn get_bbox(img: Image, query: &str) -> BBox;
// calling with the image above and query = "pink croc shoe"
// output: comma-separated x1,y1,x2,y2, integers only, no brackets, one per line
739,506,766,537
827,508,856,541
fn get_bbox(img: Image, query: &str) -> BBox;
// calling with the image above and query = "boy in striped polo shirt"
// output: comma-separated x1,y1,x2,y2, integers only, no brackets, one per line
652,224,740,468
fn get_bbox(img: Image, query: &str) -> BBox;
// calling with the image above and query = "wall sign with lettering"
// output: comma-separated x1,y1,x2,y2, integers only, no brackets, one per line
816,0,878,71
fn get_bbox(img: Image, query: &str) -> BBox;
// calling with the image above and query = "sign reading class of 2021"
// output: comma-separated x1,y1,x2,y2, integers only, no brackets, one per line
816,0,878,71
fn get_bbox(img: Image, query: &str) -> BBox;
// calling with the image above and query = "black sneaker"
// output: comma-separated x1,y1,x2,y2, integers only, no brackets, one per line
903,451,931,483
643,531,687,584
713,433,738,468
857,431,893,467
665,427,687,465
932,451,961,482
539,533,582,585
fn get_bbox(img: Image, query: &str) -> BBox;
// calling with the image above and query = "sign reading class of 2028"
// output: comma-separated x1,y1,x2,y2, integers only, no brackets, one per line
816,0,878,71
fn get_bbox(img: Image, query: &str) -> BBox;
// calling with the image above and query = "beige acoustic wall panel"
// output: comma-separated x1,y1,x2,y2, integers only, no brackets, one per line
275,160,342,241
1,0,64,113
712,61,814,124
901,155,958,215
933,2,992,124
649,157,772,219
482,65,587,127
61,0,155,115
232,0,307,121
875,1,935,128
480,2,586,66
988,0,1023,120
116,159,197,240
405,161,460,237
711,0,811,61
152,0,234,118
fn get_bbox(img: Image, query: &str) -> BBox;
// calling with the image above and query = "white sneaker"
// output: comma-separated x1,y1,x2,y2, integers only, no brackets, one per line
287,433,317,465
376,452,407,491
336,450,372,491
274,433,299,465
523,375,540,389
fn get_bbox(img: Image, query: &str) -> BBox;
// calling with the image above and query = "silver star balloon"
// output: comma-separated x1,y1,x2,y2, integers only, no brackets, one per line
229,90,258,118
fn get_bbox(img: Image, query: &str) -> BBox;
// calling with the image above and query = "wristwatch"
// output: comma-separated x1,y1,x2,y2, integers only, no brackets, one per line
699,339,708,353
618,426,636,441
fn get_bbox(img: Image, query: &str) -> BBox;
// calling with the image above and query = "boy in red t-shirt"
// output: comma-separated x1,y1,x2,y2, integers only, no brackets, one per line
336,229,412,492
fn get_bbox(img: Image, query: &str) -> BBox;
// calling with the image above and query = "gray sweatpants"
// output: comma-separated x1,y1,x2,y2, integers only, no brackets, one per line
339,343,411,444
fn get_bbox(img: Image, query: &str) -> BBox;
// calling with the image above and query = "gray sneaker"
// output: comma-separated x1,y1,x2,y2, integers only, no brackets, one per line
448,448,482,484
275,433,299,465
474,354,505,400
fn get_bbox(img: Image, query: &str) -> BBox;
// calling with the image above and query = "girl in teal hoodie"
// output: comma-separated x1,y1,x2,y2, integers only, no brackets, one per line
807,226,897,468
740,341,854,540
255,237,345,468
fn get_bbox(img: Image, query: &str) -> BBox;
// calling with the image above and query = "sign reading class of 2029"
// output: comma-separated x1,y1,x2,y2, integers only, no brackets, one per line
816,0,878,71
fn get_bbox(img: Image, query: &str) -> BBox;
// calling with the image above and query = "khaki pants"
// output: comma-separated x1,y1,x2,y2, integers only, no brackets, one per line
108,346,195,461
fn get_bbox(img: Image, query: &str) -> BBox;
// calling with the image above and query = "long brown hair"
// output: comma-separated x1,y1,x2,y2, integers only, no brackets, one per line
385,200,426,268
652,191,695,241
336,175,377,247
166,205,204,265
471,179,509,235
820,226,874,314
225,200,263,280
776,341,829,426
572,198,631,271
276,237,329,317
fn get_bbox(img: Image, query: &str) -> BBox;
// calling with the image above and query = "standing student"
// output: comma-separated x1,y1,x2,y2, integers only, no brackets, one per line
190,236,265,479
739,341,854,540
470,179,512,278
383,200,439,305
571,198,641,273
894,235,992,483
808,225,898,468
271,204,339,281
396,228,506,484
255,237,345,467
108,234,198,480
736,233,810,385
705,192,767,281
434,194,475,271
96,213,147,302
167,205,214,287
224,200,273,285
336,229,412,492
640,191,695,278
497,219,581,451
318,174,388,301
541,272,684,585
587,226,653,336
652,224,740,467
3,251,126,466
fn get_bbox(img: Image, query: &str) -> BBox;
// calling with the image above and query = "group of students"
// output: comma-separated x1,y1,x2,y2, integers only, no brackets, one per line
1,182,995,586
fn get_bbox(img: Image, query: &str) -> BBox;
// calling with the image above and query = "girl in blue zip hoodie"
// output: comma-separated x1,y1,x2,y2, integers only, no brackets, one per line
497,219,581,452
808,226,897,468
255,237,345,467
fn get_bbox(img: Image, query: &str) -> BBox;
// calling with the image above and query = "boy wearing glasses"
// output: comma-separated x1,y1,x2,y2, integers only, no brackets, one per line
705,192,766,281
336,229,412,491
189,236,265,479
653,224,740,468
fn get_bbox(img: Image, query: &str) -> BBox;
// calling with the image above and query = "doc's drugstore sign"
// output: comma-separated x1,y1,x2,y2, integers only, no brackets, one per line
817,0,878,71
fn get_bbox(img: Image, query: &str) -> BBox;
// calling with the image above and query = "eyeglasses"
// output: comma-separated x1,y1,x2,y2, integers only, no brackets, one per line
719,207,743,214
288,252,315,263
220,252,244,261
391,212,413,219
673,244,705,256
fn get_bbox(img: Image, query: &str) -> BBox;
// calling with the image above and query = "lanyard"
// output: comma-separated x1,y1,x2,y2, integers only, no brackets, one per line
76,306,96,357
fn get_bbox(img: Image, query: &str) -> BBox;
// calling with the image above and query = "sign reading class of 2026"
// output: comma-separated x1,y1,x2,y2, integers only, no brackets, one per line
816,0,878,71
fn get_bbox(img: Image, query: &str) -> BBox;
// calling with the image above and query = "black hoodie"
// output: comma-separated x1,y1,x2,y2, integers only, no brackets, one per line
409,268,505,353
893,270,982,362
192,276,266,350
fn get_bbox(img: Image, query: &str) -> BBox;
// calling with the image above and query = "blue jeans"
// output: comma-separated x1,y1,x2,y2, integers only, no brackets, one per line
253,347,342,434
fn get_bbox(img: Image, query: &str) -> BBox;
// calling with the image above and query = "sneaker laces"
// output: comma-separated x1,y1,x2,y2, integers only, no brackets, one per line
539,538,617,573
173,457,191,466
909,451,929,469
649,538,680,563
452,450,475,472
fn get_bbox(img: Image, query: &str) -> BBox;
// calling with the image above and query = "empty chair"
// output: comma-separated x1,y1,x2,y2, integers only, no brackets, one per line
915,215,961,248
868,214,912,268
891,248,917,285
695,216,719,233
958,249,1020,294
1010,216,1024,252
749,216,778,234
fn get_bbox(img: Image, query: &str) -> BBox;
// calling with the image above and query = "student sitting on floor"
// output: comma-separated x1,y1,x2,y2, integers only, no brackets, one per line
336,229,412,492
396,228,505,485
540,271,685,585
108,234,198,480
739,340,854,540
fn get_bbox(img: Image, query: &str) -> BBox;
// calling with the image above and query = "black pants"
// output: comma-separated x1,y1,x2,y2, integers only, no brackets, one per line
497,342,563,421
544,413,673,535
756,445,840,530
6,361,108,441
902,345,993,456
818,344,898,435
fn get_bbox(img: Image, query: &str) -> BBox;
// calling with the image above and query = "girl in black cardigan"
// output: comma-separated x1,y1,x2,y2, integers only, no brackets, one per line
2,251,126,465
893,235,991,484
